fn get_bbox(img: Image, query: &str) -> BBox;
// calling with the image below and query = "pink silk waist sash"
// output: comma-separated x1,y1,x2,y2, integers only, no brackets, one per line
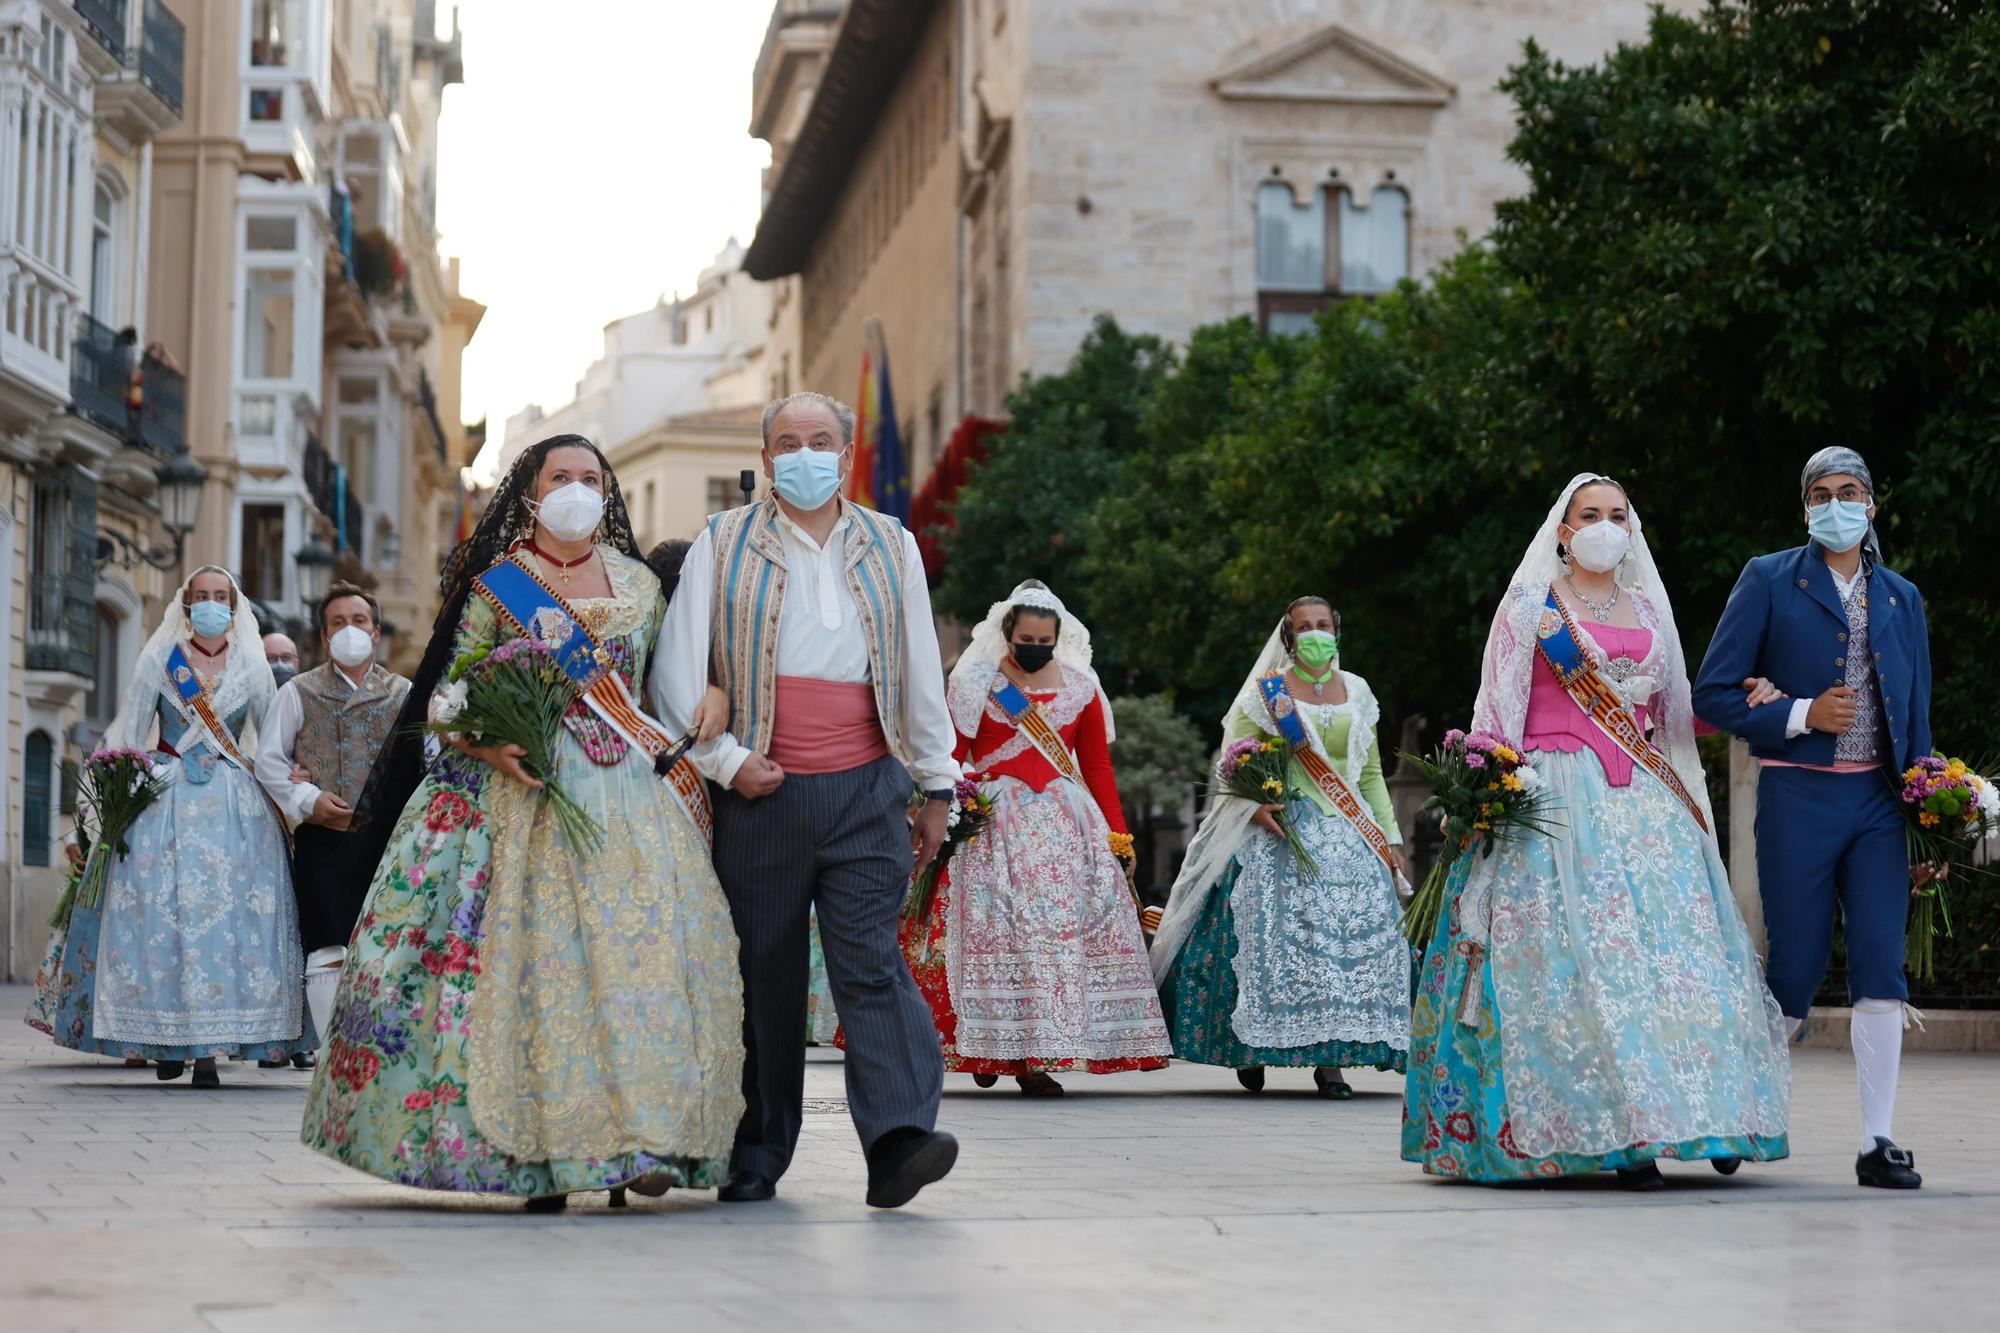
767,676,890,775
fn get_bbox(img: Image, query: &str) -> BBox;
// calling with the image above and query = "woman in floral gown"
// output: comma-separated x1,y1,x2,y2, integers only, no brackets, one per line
300,435,743,1208
1402,473,1790,1186
916,580,1171,1094
38,566,304,1086
1151,597,1411,1098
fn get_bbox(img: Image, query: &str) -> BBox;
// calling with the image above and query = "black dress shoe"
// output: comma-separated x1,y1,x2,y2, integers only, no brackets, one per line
155,1060,185,1081
865,1129,958,1209
257,1059,286,1068
1856,1137,1922,1189
1235,1067,1265,1094
524,1193,568,1213
717,1170,776,1203
1616,1162,1665,1191
191,1064,221,1090
1711,1156,1742,1176
291,1051,317,1070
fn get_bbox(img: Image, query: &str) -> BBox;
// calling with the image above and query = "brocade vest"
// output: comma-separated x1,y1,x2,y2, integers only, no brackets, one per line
292,661,411,807
706,498,908,759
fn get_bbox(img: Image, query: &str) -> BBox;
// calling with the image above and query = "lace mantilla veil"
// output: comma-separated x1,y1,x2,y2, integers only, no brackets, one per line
99,565,276,753
1471,471,1717,842
945,580,1114,742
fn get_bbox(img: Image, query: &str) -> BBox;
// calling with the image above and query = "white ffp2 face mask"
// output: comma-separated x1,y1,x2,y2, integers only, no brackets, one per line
328,624,375,667
1566,519,1632,573
533,481,605,543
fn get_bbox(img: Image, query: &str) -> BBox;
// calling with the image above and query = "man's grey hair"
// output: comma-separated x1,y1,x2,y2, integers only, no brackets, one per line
761,391,857,449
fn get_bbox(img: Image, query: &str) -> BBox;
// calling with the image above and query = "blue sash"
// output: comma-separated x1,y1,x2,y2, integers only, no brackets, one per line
162,644,249,773
988,674,1084,784
1255,672,1396,871
473,556,613,691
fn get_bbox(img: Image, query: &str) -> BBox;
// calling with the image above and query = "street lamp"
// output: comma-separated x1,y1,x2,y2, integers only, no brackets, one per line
93,452,208,573
295,536,336,608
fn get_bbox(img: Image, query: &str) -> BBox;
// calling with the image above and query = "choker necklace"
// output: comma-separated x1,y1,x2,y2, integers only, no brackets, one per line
1564,576,1621,624
1296,663,1338,699
529,540,593,587
189,639,227,658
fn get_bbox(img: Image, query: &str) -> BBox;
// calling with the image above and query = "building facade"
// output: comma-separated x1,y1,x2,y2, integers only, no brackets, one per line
744,0,1693,494
2,0,192,982
147,0,481,669
3,0,481,982
498,239,772,550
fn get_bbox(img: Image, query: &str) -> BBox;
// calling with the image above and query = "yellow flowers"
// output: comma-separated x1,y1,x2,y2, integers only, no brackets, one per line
1261,740,1284,753
1487,782,1501,793
1261,778,1285,797
1945,760,1969,782
1491,745,1521,764
1904,766,1925,784
1502,773,1525,793
1919,812,1939,828
1107,831,1135,857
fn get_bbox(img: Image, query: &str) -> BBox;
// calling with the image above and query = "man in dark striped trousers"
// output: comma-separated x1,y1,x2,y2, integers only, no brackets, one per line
655,392,960,1208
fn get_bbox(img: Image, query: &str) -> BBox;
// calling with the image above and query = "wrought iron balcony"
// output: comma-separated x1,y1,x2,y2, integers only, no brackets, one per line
74,0,130,65
138,0,185,115
137,354,186,456
70,314,187,455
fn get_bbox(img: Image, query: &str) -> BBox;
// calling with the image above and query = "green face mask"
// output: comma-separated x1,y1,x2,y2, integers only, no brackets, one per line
1294,629,1339,671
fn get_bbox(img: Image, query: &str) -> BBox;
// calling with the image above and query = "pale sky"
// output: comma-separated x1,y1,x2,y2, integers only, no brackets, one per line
434,1,774,480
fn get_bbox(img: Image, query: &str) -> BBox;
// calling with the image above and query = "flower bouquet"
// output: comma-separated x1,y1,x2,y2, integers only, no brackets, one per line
1396,729,1562,945
901,776,994,932
1211,736,1319,877
427,637,604,854
1895,755,2000,984
61,748,170,914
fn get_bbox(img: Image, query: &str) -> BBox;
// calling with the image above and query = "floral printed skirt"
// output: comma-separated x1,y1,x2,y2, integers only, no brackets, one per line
1159,861,1407,1073
887,777,1170,1076
1401,750,1790,1182
44,765,305,1062
299,745,744,1197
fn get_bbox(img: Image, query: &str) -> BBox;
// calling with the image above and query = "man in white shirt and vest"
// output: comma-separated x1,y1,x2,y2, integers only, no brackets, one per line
256,583,411,1006
656,391,959,1209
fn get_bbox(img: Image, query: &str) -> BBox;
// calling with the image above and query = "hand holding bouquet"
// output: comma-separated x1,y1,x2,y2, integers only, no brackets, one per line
426,637,604,854
901,776,994,932
1396,729,1562,945
61,748,170,914
1212,737,1318,878
1896,754,2000,983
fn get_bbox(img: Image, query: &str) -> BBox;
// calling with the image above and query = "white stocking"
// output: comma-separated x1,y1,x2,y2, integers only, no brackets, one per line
1851,998,1904,1152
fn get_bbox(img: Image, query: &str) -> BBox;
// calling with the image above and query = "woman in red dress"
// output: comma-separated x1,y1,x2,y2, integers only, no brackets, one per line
911,580,1171,1095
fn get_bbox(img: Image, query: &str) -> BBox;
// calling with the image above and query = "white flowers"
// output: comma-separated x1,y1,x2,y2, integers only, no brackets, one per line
1515,764,1545,794
1974,774,2000,821
434,679,469,725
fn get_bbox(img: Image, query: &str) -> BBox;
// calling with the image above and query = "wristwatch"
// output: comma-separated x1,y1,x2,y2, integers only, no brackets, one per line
924,788,954,804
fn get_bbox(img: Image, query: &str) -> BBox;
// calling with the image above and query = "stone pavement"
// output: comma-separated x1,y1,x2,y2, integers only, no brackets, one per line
3,983,1995,1333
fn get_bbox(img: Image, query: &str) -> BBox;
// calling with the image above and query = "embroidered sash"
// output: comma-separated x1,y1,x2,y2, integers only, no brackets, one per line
989,675,1085,785
1533,588,1708,833
163,645,293,844
474,554,713,844
164,645,254,771
1256,672,1397,873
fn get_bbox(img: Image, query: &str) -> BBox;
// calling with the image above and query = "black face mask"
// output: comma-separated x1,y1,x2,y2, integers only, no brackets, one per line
1010,643,1056,673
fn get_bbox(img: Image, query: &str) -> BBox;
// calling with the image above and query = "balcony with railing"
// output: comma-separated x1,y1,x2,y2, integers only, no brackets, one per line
71,315,190,455
94,0,184,142
74,0,130,71
304,432,364,562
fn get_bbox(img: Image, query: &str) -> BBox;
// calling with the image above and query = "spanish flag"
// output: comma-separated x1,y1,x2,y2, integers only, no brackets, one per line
848,318,910,520
453,477,475,544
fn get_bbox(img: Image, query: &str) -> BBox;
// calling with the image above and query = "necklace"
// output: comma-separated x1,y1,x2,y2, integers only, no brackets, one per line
189,639,227,659
1296,663,1338,698
1565,576,1621,624
529,539,594,587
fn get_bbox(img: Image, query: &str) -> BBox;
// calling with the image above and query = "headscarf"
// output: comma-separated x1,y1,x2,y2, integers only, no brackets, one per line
100,565,275,753
345,435,647,880
944,579,1112,741
1800,445,1882,561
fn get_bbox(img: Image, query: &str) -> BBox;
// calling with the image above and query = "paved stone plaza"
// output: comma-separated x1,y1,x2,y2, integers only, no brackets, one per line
3,984,1994,1331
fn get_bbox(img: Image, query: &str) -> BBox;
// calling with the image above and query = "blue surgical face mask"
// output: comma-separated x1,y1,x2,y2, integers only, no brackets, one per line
187,600,233,638
771,449,843,511
1806,498,1871,554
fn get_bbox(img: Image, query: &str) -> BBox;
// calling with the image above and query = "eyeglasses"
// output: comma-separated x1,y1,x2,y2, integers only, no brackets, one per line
768,438,844,455
1808,484,1869,504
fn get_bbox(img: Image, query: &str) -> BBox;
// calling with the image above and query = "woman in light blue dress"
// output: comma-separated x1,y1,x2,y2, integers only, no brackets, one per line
1403,475,1789,1185
44,566,305,1087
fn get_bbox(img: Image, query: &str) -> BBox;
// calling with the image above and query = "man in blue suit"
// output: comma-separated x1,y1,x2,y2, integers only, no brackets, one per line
1695,446,1934,1190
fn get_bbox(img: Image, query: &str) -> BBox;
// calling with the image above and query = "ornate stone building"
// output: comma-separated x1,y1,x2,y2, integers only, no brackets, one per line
745,0,1691,493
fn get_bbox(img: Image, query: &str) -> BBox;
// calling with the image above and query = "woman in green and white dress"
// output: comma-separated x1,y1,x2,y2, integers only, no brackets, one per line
1151,596,1411,1097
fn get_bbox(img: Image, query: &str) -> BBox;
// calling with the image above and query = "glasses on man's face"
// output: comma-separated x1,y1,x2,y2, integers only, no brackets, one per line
1809,485,1869,505
769,438,843,455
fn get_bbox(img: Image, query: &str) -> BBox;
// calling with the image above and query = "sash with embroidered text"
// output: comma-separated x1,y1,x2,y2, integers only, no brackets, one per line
1533,587,1707,832
1255,672,1397,873
474,553,713,844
